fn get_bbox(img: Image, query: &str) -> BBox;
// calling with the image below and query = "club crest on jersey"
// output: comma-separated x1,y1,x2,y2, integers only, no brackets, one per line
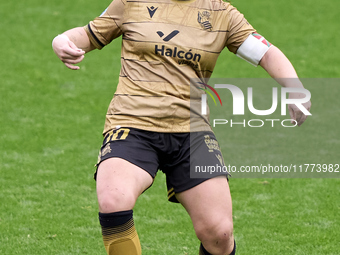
198,11,212,31
147,6,158,18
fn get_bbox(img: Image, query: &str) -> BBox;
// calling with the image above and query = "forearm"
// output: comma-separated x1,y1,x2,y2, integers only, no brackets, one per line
260,45,311,125
260,46,303,88
63,27,95,53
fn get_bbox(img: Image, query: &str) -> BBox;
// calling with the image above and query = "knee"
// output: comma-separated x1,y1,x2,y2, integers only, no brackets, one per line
97,188,137,213
195,219,234,254
196,219,234,242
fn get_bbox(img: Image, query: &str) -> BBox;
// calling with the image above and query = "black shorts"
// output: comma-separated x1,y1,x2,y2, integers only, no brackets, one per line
95,127,229,203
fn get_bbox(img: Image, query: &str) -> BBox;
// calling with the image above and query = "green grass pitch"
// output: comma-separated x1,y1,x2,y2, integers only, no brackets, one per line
0,0,339,254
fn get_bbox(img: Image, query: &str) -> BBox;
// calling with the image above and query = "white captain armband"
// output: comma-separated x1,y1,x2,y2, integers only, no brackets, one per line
236,33,272,67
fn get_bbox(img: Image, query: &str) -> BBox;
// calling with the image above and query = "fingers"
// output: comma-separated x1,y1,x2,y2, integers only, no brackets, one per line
288,103,311,126
294,110,307,126
63,40,85,58
52,34,85,70
287,90,312,126
288,105,295,124
61,52,85,70
59,42,85,69
62,54,84,64
64,62,80,70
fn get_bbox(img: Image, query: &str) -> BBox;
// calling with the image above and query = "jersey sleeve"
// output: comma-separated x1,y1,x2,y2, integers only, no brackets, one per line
84,0,125,49
224,4,256,54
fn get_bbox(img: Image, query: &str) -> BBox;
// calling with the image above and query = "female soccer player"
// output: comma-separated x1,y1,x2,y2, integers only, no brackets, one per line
52,0,311,254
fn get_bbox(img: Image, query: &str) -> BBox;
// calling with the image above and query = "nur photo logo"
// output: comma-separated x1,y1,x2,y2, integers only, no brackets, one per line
198,80,312,128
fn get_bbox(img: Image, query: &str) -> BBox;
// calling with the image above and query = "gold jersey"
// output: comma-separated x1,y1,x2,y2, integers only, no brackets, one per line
84,0,255,134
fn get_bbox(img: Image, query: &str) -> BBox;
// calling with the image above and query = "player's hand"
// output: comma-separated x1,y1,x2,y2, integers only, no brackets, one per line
52,34,85,70
288,92,311,126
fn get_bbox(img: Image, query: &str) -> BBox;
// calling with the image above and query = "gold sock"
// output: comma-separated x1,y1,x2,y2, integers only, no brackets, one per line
99,210,141,255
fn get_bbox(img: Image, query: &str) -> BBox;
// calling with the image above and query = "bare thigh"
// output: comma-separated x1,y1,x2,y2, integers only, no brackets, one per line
96,158,154,213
